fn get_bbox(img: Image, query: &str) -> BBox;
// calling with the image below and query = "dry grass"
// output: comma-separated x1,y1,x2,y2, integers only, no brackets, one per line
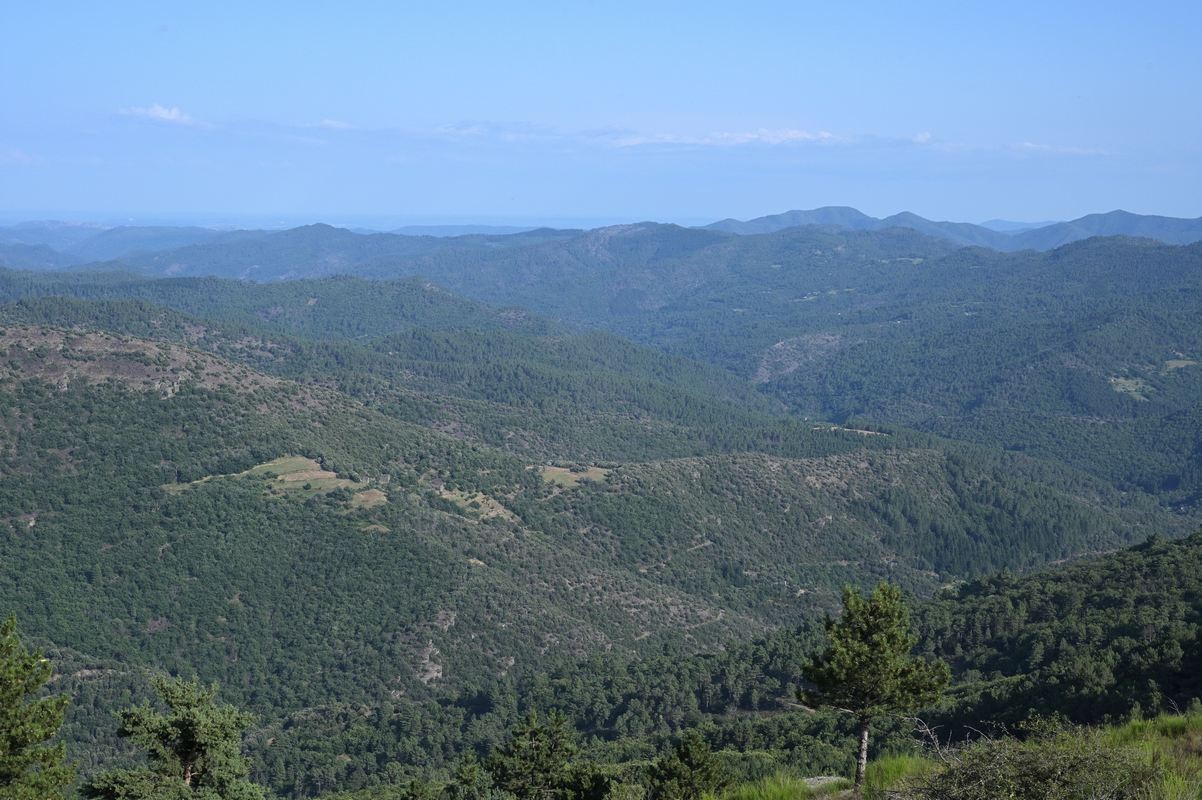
437,488,517,521
539,465,611,487
166,455,387,509
349,489,388,510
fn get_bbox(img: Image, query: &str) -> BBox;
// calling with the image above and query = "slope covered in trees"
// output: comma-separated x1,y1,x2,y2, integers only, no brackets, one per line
10,226,1199,503
2,233,1202,797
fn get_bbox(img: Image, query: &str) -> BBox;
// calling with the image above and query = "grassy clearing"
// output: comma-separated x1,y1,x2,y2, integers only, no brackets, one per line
165,455,387,508
1110,375,1151,399
349,489,388,510
1164,358,1198,372
539,465,611,487
436,488,517,521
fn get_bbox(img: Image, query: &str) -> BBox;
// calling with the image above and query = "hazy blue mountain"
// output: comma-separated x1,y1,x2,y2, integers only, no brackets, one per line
0,242,80,270
703,207,1202,250
704,206,879,234
392,224,538,236
0,220,109,250
878,211,1013,248
80,223,583,279
1009,209,1202,249
705,206,1011,248
65,225,233,261
979,218,1061,232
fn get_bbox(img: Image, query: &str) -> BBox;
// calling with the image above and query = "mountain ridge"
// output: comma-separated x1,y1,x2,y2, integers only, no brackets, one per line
702,206,1202,249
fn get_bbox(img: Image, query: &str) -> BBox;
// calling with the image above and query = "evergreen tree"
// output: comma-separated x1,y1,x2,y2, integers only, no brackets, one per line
802,583,949,794
647,730,729,800
486,711,578,800
0,614,74,799
444,753,498,800
83,676,265,800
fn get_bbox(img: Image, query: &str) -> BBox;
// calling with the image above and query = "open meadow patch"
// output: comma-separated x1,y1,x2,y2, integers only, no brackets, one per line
163,455,387,507
539,464,612,487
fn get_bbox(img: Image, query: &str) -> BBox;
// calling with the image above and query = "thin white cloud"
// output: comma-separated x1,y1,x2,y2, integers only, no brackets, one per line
610,128,836,148
423,122,839,150
0,145,40,166
912,131,933,144
313,118,354,130
1013,141,1109,156
286,134,328,146
120,104,202,127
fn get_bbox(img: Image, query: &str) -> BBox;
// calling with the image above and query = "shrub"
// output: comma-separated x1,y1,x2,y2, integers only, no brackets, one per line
902,724,1160,800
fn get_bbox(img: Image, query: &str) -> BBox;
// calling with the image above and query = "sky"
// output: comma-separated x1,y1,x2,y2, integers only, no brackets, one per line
2,1,1200,227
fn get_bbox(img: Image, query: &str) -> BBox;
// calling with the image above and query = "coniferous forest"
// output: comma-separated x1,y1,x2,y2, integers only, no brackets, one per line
3,219,1202,798
5,4,1202,795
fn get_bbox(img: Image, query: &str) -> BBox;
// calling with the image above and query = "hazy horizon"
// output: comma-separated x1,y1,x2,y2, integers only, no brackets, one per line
8,205,1201,234
0,207,1075,232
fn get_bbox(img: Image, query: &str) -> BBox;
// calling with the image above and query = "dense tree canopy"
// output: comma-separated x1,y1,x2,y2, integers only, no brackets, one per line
84,677,265,800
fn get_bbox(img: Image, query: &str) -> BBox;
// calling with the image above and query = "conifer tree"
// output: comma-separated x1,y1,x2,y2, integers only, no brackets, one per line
444,752,498,800
486,711,578,800
84,676,265,800
0,614,74,799
647,729,729,800
802,583,949,794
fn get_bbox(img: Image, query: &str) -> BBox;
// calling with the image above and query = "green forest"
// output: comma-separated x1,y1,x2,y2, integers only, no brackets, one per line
3,225,1202,797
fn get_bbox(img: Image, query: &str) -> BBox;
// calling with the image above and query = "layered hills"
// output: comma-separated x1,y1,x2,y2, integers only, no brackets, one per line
2,213,1202,796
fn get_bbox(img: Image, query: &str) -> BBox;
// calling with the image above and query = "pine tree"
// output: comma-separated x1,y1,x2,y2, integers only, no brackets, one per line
0,614,74,799
444,753,498,800
647,729,729,800
486,711,578,800
83,676,265,800
802,583,949,794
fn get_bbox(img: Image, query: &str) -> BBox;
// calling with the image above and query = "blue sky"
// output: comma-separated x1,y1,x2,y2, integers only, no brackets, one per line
2,1,1200,226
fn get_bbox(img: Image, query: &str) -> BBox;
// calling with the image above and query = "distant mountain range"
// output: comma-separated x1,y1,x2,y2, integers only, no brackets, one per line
391,224,538,237
1,208,1201,275
704,207,1202,250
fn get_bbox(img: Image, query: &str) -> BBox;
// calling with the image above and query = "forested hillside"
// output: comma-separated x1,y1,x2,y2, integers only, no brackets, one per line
8,224,1201,501
3,227,1202,797
249,532,1202,797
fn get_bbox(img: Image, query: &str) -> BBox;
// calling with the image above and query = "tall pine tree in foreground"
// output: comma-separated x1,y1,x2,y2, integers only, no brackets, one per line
0,614,74,799
802,583,949,794
84,676,265,800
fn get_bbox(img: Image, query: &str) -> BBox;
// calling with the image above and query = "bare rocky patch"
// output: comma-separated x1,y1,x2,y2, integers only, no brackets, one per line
0,325,282,397
755,332,846,383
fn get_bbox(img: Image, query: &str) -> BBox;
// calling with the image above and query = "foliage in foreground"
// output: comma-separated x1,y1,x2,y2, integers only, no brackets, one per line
860,714,1202,800
803,583,948,790
0,614,74,799
83,677,266,800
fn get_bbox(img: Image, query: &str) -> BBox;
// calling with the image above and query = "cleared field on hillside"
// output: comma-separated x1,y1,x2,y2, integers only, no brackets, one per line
540,465,611,487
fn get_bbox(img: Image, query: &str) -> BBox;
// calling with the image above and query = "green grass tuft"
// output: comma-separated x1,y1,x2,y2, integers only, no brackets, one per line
864,754,934,798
